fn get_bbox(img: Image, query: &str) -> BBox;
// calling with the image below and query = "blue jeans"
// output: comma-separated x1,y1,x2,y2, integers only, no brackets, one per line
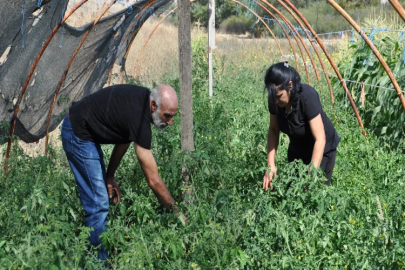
61,116,109,260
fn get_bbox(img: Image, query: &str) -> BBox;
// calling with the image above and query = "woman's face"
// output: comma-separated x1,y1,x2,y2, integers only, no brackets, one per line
275,81,292,107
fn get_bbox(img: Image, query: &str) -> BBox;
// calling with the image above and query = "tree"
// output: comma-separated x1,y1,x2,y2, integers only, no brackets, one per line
191,0,236,28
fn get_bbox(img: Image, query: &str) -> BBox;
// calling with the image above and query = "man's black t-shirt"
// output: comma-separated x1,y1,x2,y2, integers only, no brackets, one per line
69,84,152,149
269,84,339,157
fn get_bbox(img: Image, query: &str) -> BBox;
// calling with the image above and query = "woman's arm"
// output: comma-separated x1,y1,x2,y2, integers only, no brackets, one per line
267,114,280,169
263,114,280,191
309,114,326,168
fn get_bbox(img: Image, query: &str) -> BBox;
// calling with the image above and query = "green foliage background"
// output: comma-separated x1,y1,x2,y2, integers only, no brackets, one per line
189,0,405,36
332,25,405,151
1,34,405,269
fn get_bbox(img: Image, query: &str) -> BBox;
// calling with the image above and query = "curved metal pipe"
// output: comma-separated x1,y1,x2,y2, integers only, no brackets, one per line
328,0,405,112
282,0,366,135
268,1,320,82
105,0,155,87
262,0,319,84
4,0,89,173
120,1,156,83
133,0,288,82
255,1,316,82
120,0,156,47
44,0,118,155
228,0,286,61
388,0,405,22
134,8,179,78
252,1,300,73
270,0,334,104
133,0,303,80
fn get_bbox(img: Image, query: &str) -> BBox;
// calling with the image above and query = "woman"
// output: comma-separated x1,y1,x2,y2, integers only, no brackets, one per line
262,62,340,190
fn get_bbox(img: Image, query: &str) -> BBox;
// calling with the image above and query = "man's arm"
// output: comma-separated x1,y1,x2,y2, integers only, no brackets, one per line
107,143,131,177
106,143,131,204
134,143,177,211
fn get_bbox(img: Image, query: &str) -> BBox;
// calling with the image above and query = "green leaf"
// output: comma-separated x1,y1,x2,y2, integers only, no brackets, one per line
238,249,249,268
321,236,330,248
120,206,126,216
372,105,382,119
62,181,70,195
69,208,76,221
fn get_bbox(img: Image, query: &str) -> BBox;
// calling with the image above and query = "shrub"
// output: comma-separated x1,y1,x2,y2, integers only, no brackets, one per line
219,16,255,35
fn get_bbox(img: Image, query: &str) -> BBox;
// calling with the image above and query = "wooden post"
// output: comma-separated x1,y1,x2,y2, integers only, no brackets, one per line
208,0,215,98
178,0,194,152
178,0,194,203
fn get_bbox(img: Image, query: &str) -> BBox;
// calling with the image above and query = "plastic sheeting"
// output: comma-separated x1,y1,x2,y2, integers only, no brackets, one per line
0,0,171,143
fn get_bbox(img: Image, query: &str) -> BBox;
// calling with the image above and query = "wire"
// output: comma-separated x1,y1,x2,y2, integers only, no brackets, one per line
316,28,405,37
313,66,405,94
21,0,27,48
255,19,405,37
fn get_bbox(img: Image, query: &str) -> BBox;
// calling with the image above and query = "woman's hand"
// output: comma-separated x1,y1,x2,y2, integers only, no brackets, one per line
263,167,277,191
264,114,279,192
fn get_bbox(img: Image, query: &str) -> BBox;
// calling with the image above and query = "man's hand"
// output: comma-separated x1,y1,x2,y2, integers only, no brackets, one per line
173,205,188,225
106,175,121,204
178,212,188,225
135,143,175,203
105,143,130,205
263,168,277,191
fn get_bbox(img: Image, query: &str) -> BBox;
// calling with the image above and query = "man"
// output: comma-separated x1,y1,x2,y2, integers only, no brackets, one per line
61,84,184,260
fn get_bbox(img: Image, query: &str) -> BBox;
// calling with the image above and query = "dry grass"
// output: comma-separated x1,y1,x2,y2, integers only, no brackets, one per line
0,129,61,164
124,19,311,86
66,0,133,27
124,17,180,87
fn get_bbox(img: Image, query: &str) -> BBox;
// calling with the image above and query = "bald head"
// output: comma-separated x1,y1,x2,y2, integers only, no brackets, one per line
151,84,178,108
150,85,178,130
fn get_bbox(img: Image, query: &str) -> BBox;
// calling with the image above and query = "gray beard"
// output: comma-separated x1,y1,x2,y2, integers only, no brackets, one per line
151,109,167,131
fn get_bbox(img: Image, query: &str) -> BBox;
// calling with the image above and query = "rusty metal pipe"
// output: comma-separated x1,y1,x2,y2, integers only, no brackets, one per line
228,0,286,62
328,0,405,112
134,7,180,78
260,0,318,84
252,1,301,73
268,1,320,82
282,0,366,135
120,1,156,83
4,0,89,173
134,0,211,81
44,0,118,155
121,1,156,47
388,0,405,22
271,0,334,104
120,28,140,84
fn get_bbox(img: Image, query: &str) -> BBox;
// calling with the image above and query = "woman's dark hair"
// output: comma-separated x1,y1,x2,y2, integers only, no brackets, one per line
264,62,302,115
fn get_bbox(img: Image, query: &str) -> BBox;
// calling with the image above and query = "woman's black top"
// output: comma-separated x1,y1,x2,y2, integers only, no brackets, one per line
269,84,340,155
